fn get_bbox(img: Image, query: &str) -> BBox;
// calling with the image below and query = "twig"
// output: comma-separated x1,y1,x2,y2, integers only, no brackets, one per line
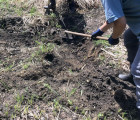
101,48,116,57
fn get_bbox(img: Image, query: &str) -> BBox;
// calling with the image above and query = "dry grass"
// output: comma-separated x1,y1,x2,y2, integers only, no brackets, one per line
75,0,101,9
10,0,101,12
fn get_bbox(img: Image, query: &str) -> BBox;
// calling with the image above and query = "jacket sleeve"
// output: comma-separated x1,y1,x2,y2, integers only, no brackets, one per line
101,0,124,23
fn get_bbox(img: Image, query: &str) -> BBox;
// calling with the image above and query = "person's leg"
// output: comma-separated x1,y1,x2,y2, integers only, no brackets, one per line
118,28,139,84
124,28,139,64
131,43,140,114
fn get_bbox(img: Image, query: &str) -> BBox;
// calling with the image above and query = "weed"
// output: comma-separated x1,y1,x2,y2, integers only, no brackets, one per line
28,95,34,105
81,109,86,115
6,62,15,71
23,105,29,114
98,112,104,119
15,8,23,16
23,63,30,69
50,13,56,18
56,23,62,28
16,94,24,105
4,111,9,117
53,99,61,110
35,41,55,54
68,88,77,97
11,113,16,119
4,104,9,117
94,40,110,47
67,99,73,105
0,80,11,91
75,106,78,112
121,112,128,120
14,104,21,112
44,83,52,91
46,43,55,53
30,7,37,15
31,52,36,58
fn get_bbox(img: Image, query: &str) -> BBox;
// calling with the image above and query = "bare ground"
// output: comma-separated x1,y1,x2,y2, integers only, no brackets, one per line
0,6,138,120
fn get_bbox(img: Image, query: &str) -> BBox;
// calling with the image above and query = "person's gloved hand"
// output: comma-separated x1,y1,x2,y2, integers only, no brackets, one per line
108,36,119,45
91,29,104,40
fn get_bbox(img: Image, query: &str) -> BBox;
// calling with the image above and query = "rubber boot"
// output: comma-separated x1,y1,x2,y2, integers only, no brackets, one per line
118,73,135,85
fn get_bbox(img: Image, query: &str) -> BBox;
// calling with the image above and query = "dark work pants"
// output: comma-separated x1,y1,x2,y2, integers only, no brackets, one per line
123,28,139,64
124,28,140,109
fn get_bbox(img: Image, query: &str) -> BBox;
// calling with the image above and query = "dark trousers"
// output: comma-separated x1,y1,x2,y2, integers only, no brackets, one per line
123,28,139,64
124,28,140,109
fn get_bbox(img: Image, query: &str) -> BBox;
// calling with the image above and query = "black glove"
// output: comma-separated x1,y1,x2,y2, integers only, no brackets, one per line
108,36,119,45
91,29,104,39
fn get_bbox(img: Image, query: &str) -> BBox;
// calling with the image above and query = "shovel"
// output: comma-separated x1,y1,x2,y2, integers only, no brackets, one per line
64,30,108,40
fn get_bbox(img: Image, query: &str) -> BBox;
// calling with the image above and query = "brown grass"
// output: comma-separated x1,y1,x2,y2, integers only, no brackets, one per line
11,0,101,12
75,0,101,9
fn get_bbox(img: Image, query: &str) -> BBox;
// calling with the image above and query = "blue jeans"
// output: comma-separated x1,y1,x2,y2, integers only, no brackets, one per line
124,28,140,109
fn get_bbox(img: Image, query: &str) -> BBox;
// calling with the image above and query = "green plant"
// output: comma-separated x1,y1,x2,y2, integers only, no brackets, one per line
94,40,110,47
67,99,73,105
28,95,35,105
23,63,30,69
6,62,15,71
0,80,10,91
30,7,37,15
53,99,61,110
36,41,47,53
44,83,52,91
16,94,24,105
81,109,86,115
46,43,55,53
11,113,16,119
75,106,78,112
98,112,104,119
23,106,29,114
50,13,56,18
56,23,62,28
5,111,9,117
68,88,77,97
36,41,55,54
121,112,128,120
14,104,21,112
4,104,9,117
15,8,23,16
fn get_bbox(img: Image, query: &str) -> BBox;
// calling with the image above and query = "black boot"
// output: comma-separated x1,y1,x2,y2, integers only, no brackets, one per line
118,73,135,85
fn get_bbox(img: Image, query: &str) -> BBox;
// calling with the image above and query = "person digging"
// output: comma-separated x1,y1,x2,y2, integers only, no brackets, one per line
91,0,140,119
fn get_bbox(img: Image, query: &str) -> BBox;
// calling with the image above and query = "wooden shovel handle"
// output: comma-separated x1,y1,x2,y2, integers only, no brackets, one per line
64,30,108,40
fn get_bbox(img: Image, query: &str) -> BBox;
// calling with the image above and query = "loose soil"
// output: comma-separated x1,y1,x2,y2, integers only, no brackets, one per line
0,7,138,120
